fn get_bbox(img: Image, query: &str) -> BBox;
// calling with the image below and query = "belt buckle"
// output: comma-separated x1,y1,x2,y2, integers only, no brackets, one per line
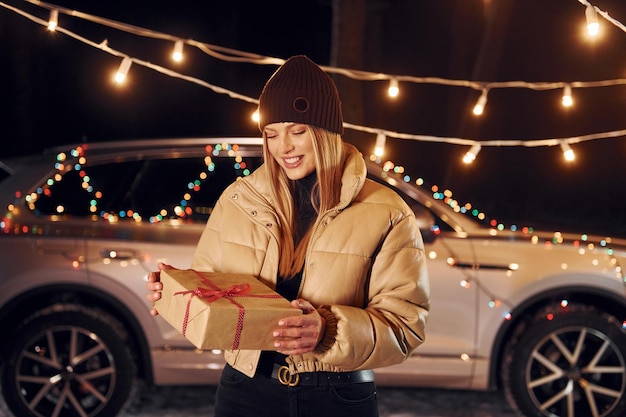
277,365,300,386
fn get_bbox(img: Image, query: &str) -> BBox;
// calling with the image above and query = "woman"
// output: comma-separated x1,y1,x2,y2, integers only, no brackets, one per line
147,55,430,417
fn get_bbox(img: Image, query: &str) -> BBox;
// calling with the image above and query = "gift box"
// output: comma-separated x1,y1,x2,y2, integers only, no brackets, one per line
154,269,301,350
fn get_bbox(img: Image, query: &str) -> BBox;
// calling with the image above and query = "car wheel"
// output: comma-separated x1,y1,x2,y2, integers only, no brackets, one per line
503,310,626,417
1,304,137,417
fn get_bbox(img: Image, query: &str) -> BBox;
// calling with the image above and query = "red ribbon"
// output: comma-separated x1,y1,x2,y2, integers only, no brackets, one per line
174,270,281,350
174,283,252,303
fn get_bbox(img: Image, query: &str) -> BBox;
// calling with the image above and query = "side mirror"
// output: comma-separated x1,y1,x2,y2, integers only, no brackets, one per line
412,204,437,244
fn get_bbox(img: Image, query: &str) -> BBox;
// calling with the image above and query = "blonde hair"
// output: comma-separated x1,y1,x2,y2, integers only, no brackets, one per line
263,125,346,278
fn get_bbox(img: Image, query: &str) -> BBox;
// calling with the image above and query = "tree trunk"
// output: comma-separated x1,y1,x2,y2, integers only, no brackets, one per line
330,0,367,128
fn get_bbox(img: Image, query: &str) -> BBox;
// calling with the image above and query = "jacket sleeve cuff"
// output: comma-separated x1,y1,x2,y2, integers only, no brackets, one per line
314,306,337,353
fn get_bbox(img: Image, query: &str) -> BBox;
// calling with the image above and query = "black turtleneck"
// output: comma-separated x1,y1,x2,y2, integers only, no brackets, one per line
276,172,317,302
293,171,318,247
261,172,319,370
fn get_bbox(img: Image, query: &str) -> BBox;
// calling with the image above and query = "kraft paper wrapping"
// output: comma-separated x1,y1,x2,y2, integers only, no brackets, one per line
154,269,301,350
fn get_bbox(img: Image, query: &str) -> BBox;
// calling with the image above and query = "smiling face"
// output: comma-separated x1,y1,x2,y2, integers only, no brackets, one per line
264,122,316,180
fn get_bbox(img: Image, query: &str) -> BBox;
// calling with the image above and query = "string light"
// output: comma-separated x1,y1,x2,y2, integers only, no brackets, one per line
9,1,626,94
114,57,132,84
47,9,57,31
14,143,256,227
561,84,573,107
585,4,600,37
560,142,576,161
374,133,387,157
172,40,184,62
472,89,488,116
387,78,399,98
462,143,481,164
251,109,260,123
2,0,626,159
6,142,621,302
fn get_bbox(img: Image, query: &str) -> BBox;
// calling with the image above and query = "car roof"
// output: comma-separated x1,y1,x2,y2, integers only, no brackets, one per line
43,137,265,156
4,137,624,247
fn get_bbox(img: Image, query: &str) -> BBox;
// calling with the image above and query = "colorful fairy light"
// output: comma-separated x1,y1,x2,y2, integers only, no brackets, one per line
10,142,593,258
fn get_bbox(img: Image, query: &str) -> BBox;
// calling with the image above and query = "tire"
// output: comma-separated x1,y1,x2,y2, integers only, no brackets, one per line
1,304,137,417
503,310,626,417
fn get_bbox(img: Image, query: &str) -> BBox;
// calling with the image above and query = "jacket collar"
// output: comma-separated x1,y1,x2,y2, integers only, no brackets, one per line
337,143,366,210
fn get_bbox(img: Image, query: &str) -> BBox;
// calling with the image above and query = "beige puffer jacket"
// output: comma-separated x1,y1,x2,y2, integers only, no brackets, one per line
191,143,430,377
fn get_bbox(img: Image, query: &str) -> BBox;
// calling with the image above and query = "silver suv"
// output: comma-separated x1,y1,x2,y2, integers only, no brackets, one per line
1,138,625,417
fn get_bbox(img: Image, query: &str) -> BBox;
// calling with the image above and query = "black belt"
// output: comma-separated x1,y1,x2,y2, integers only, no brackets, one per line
271,364,375,387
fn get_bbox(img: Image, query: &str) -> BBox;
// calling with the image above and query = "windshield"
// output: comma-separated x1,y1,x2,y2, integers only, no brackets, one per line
0,161,14,185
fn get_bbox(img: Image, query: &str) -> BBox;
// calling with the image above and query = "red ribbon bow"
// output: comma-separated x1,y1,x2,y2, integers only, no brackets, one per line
175,283,252,303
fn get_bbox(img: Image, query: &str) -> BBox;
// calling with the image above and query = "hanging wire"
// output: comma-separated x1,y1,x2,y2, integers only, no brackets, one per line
2,0,626,150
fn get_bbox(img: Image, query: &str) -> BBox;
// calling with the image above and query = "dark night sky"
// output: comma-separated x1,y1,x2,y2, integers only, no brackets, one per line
1,0,626,236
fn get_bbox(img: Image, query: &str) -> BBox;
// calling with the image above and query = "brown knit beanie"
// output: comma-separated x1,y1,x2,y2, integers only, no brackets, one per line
258,55,343,135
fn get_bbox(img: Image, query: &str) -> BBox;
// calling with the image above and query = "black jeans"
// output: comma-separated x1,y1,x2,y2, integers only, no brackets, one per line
214,364,379,417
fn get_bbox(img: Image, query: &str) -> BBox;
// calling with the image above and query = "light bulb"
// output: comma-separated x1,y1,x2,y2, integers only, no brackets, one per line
586,5,599,37
114,57,132,84
462,143,481,164
562,85,573,107
47,9,58,31
560,143,575,162
172,40,184,62
472,90,488,116
374,133,386,157
387,78,399,98
251,110,260,123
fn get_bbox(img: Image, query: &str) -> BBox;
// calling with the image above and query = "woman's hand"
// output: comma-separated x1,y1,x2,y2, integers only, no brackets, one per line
273,299,326,355
146,262,176,316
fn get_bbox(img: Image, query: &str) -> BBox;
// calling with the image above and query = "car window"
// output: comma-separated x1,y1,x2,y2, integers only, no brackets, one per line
31,154,264,223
